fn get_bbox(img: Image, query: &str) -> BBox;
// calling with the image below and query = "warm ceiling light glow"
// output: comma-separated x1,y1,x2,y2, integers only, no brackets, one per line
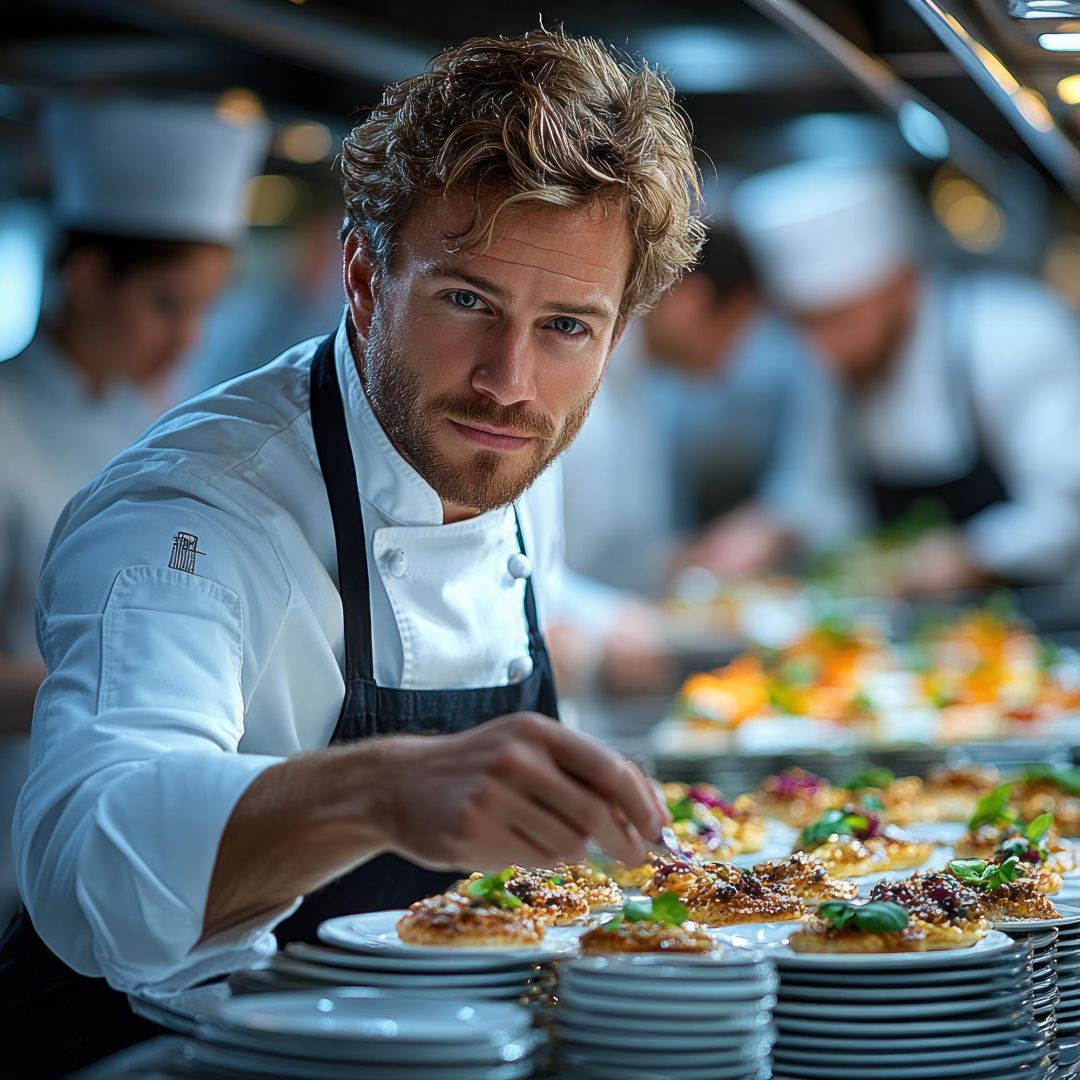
1039,33,1080,50
1058,74,1080,104
278,120,333,164
217,88,265,125
931,174,1004,254
1043,234,1080,308
244,174,299,227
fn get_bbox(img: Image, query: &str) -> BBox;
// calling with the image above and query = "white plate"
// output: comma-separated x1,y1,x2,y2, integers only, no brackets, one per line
772,1042,1046,1079
767,928,1016,966
563,1058,769,1080
285,942,542,975
184,1039,538,1080
555,1022,772,1053
557,1009,772,1038
214,990,530,1046
560,970,776,1001
711,921,807,950
777,979,1025,1003
775,959,1029,987
775,1027,1037,1054
562,952,766,979
560,1041,771,1072
993,901,1080,931
200,1022,544,1067
774,993,1027,1020
270,955,533,989
559,985,775,1017
318,910,582,961
775,1008,1033,1036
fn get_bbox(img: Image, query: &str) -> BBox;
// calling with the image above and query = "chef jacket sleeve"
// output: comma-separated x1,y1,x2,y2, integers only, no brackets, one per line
14,462,299,996
964,279,1080,582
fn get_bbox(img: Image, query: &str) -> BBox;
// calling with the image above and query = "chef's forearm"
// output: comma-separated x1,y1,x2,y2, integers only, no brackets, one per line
202,740,393,940
0,653,44,736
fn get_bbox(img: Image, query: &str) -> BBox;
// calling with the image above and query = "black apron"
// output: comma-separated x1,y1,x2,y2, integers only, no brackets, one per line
866,279,1009,529
0,332,559,1075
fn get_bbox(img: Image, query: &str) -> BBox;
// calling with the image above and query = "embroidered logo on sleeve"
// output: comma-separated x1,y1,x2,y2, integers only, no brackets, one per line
168,531,206,574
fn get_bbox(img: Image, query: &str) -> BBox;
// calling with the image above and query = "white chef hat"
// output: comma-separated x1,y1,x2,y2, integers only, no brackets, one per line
43,97,271,245
730,160,920,312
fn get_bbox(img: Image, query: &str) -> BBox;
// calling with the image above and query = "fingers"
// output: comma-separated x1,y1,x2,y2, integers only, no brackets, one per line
537,723,666,843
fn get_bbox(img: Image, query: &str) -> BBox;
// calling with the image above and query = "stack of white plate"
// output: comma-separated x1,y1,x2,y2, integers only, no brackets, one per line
994,926,1059,1044
245,909,581,1004
764,930,1052,1079
553,951,776,1080
1050,909,1080,1038
186,989,544,1079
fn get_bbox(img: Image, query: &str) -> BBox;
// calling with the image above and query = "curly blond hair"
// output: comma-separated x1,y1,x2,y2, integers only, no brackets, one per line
340,27,704,321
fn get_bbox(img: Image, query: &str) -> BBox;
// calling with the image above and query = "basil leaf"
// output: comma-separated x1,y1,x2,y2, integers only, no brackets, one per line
818,901,909,933
948,856,1021,891
862,793,885,812
650,891,690,926
547,874,565,886
668,796,697,824
466,868,524,909
1026,813,1055,846
799,809,853,849
844,767,895,792
968,782,1015,831
622,900,655,923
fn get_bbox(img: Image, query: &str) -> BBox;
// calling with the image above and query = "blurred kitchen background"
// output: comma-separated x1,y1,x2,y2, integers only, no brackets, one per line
7,0,1080,816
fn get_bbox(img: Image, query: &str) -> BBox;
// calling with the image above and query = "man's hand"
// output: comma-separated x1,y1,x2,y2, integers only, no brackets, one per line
672,504,794,580
897,529,991,595
376,713,667,871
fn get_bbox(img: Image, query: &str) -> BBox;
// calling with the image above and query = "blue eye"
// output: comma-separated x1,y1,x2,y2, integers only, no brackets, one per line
448,289,485,310
550,316,587,337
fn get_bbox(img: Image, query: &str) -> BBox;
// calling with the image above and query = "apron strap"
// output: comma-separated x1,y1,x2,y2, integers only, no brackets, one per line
309,332,373,683
310,330,544,684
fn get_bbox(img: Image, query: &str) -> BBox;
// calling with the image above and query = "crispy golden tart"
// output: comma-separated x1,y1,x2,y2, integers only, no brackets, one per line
551,861,624,910
609,861,656,889
954,823,1009,860
752,852,859,901
923,765,1000,822
790,920,930,954
867,829,935,872
870,873,991,948
680,784,767,854
681,868,805,926
396,894,543,947
580,919,715,955
456,867,588,926
809,838,890,878
640,854,713,900
978,878,1061,921
756,768,838,828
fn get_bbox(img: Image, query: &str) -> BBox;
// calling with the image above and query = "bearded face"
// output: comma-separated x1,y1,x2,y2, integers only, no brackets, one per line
345,195,631,517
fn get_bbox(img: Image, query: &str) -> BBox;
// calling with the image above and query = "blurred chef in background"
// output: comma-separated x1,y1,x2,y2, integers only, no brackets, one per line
729,159,1080,593
550,225,824,689
0,97,268,919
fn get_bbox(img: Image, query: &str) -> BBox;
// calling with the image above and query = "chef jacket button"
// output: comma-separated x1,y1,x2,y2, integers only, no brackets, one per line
508,655,534,683
387,549,408,578
507,552,532,580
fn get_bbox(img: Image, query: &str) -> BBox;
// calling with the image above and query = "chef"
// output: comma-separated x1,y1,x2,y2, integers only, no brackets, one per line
730,159,1080,591
0,98,268,926
0,28,698,1075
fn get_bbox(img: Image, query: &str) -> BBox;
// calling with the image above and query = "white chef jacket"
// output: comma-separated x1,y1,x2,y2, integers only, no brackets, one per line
0,334,159,661
775,273,1080,581
15,319,565,997
0,334,161,922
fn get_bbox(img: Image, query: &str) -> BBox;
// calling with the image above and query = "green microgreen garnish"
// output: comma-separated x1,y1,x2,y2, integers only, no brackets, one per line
603,891,688,932
798,808,871,851
466,868,523,909
967,783,1017,831
948,856,1021,890
844,767,895,792
817,900,909,933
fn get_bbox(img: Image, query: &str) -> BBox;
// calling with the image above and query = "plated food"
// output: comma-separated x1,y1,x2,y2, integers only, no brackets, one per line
396,891,544,948
945,856,1061,922
750,852,859,901
789,900,929,954
580,893,715,955
794,806,933,877
455,866,589,926
756,768,836,828
680,866,805,926
922,764,1000,821
550,861,624,910
868,872,991,948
